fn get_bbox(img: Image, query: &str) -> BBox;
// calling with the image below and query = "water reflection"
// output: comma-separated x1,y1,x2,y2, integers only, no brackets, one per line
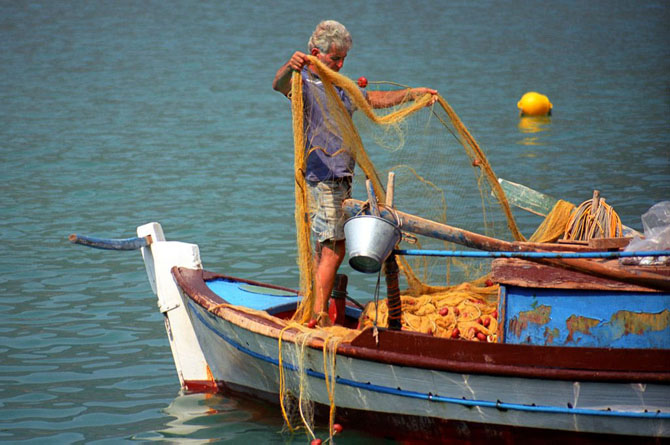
134,391,289,443
134,391,397,443
518,116,552,146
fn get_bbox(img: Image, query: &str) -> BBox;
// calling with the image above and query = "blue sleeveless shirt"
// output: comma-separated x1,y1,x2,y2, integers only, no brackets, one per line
301,68,365,182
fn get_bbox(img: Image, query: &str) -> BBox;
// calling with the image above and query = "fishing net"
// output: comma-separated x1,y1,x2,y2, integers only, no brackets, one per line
278,56,576,440
276,323,356,442
290,56,524,320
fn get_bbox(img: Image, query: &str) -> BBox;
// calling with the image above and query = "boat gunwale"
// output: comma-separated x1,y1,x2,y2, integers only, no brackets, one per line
172,266,670,384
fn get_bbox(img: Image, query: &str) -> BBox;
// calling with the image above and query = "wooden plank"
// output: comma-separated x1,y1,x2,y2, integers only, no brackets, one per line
512,241,595,252
588,237,632,250
501,275,670,349
491,258,660,292
557,239,589,246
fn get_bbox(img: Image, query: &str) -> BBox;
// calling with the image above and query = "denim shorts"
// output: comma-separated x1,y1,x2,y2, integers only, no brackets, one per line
307,178,352,243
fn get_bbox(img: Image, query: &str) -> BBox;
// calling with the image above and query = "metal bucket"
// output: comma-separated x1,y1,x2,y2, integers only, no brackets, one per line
344,215,401,273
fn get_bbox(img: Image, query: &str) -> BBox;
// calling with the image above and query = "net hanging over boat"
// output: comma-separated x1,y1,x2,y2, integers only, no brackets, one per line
289,56,540,323
279,57,578,441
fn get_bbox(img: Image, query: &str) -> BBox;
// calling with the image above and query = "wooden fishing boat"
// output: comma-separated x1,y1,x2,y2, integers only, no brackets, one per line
70,218,670,444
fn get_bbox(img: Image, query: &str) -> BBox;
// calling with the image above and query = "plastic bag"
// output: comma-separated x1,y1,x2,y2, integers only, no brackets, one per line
621,201,670,265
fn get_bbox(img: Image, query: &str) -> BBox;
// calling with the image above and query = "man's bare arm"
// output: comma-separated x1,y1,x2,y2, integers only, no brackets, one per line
273,51,312,96
367,87,438,109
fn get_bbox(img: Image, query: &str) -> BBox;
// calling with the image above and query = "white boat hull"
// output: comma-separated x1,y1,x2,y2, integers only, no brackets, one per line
186,298,668,438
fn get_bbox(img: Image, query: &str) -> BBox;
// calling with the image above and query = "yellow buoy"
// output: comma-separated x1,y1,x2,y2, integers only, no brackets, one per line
517,92,552,116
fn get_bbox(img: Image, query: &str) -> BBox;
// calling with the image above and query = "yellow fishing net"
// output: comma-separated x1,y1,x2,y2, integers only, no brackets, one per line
529,199,576,243
291,56,526,318
279,57,578,441
358,278,500,340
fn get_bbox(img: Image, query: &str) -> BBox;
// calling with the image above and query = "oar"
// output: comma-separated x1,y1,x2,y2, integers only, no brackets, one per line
342,198,670,292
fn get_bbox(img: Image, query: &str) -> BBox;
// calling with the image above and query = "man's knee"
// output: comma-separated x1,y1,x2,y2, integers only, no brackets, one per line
317,239,345,264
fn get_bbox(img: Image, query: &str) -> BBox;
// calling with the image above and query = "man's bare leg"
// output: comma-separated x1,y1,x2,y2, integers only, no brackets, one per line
313,239,345,316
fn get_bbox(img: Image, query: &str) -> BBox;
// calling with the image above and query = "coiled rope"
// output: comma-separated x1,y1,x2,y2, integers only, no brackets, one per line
564,191,622,241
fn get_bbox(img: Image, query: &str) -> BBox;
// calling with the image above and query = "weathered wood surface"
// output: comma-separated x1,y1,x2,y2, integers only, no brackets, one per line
588,237,632,250
491,258,667,292
349,327,670,382
365,179,381,217
538,256,670,292
513,241,596,252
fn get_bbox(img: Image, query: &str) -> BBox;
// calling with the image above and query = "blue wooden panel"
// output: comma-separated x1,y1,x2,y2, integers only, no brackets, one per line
501,285,670,349
206,278,363,319
206,278,300,314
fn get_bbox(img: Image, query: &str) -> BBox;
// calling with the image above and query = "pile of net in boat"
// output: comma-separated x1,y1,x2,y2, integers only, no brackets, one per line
358,277,500,340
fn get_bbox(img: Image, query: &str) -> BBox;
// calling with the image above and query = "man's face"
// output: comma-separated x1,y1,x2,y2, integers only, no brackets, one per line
312,45,347,72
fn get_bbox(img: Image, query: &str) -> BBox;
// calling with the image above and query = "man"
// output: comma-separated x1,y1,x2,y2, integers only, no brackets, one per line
273,20,437,322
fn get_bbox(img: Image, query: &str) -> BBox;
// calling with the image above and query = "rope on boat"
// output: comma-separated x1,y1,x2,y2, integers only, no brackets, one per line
564,192,623,241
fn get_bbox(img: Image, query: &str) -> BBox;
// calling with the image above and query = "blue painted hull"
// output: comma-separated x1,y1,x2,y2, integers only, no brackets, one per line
501,285,670,348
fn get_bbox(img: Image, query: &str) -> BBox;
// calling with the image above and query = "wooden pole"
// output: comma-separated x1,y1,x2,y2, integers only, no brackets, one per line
385,172,395,208
384,254,402,330
366,179,381,217
591,190,600,214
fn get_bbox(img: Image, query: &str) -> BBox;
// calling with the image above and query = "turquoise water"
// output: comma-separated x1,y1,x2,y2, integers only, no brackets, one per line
1,1,668,443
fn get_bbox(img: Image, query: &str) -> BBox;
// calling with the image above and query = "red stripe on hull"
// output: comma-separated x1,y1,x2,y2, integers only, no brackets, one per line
183,379,219,393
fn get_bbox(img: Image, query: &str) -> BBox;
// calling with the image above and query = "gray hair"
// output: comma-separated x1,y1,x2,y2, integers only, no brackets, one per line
308,20,352,53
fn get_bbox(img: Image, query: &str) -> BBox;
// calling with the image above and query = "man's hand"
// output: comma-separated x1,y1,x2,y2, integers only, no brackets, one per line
273,51,312,96
410,87,439,106
287,51,311,71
